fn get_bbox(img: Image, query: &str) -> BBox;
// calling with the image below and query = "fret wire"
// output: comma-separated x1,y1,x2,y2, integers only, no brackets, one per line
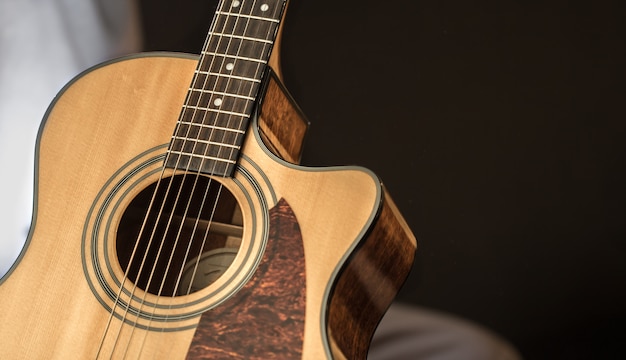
204,38,273,61
189,88,255,101
207,32,274,44
167,150,237,164
225,0,284,18
200,51,268,64
190,74,256,100
170,136,241,149
176,120,247,134
166,0,287,176
193,70,261,83
216,11,281,23
197,59,265,81
182,105,251,120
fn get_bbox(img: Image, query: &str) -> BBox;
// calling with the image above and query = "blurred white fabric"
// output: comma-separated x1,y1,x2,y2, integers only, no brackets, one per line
0,0,140,277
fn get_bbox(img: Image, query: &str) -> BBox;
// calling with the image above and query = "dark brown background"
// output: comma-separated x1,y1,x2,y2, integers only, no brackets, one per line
139,0,625,358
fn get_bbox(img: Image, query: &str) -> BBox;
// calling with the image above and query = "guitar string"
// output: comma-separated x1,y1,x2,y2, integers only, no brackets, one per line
164,0,281,303
94,83,200,357
132,0,279,357
95,1,232,357
114,0,242,357
153,1,284,358
160,0,259,297
100,0,283,356
171,0,279,299
151,1,284,355
94,85,191,357
132,0,255,354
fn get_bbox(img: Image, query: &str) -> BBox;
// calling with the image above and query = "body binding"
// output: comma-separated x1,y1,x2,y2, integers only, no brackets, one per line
0,53,416,359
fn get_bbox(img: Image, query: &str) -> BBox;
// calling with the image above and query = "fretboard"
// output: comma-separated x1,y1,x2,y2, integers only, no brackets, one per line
165,0,286,177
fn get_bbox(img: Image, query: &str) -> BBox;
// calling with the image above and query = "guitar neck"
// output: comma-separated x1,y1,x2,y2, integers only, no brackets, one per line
165,0,287,177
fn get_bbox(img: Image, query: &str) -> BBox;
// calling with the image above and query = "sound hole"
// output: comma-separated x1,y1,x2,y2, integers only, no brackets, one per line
116,174,243,297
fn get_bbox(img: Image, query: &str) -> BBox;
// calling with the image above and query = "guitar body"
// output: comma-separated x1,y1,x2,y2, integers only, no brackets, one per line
0,54,415,359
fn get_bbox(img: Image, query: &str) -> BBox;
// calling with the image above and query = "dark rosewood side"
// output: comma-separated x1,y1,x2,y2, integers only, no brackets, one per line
327,193,417,359
256,70,309,164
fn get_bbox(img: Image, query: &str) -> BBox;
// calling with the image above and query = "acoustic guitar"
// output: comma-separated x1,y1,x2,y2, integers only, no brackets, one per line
0,0,416,358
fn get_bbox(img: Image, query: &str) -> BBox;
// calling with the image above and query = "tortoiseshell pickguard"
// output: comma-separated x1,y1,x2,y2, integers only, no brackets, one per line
186,198,305,359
